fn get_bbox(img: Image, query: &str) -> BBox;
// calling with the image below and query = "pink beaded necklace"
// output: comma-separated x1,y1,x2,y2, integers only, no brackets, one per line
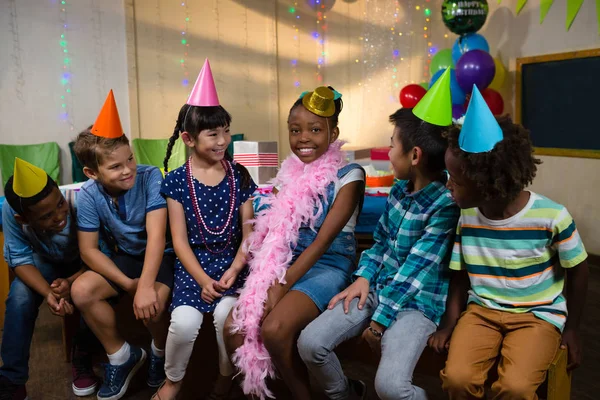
186,157,237,254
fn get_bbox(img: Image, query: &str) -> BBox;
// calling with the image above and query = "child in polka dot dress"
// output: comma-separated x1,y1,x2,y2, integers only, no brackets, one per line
153,62,257,400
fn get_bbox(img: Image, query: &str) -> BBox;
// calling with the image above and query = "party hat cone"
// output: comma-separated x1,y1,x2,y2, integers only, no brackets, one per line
412,68,452,126
459,85,503,153
91,90,124,139
13,158,49,198
187,59,220,106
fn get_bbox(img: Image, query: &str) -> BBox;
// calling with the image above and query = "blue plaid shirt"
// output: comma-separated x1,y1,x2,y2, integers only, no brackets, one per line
354,179,459,328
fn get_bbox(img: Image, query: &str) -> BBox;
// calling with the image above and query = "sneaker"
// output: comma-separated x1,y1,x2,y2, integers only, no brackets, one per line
97,346,146,400
0,376,27,400
72,351,99,396
348,378,366,400
146,351,166,388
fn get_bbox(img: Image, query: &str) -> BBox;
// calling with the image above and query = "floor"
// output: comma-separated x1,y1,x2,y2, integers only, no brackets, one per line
2,265,599,400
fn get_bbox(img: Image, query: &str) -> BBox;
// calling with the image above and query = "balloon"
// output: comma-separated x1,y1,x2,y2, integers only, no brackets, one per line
430,68,466,105
306,0,336,12
442,0,489,35
452,33,490,65
452,103,466,120
488,57,506,91
419,81,429,90
455,50,496,92
399,84,427,108
481,88,504,115
430,49,454,76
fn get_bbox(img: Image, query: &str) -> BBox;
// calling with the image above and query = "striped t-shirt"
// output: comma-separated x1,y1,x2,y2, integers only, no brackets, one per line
450,192,587,331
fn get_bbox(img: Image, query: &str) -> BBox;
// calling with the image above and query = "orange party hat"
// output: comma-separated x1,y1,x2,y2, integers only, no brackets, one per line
91,90,124,139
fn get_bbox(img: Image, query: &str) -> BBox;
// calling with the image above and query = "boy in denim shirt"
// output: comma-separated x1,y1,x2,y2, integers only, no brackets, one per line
1,158,99,399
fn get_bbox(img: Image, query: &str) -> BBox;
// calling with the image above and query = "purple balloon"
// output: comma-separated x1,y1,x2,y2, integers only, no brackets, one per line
455,50,495,93
452,103,466,120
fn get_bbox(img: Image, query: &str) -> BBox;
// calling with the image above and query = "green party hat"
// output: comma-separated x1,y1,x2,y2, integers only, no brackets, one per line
412,68,452,126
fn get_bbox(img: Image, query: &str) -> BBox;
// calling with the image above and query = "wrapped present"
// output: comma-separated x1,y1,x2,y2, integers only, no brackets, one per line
370,147,390,161
341,145,373,161
233,141,279,184
227,133,244,157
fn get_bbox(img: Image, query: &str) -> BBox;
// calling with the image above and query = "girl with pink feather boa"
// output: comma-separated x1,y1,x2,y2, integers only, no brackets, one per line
224,86,366,399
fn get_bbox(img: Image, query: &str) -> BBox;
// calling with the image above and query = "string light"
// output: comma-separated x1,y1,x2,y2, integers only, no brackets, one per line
314,1,328,83
423,0,433,79
180,2,190,86
392,1,400,91
58,0,73,130
290,1,300,88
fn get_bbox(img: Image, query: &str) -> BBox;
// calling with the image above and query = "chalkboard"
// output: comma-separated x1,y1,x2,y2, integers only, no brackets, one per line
516,49,600,159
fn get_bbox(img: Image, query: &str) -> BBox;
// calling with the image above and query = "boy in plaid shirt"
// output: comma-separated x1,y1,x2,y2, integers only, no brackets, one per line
298,108,459,400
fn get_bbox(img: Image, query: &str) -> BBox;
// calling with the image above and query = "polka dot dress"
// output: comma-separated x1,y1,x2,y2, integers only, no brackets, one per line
160,161,257,312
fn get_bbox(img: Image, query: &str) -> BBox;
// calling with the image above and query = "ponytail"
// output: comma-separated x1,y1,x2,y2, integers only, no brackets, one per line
164,105,188,172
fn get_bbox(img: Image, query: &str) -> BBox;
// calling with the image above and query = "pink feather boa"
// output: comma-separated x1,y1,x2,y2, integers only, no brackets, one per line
230,140,347,399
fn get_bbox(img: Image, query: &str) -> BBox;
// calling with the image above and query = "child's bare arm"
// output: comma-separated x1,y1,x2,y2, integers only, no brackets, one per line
13,264,53,298
216,199,254,291
139,208,167,285
561,259,589,370
78,230,133,292
133,208,167,320
428,270,470,353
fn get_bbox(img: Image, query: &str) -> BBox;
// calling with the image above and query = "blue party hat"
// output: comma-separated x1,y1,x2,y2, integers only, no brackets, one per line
459,86,503,153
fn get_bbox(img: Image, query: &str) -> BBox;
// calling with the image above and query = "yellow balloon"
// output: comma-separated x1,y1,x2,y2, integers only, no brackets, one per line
488,58,506,91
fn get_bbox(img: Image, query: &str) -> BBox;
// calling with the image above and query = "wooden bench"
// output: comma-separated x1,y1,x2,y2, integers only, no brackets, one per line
0,231,572,399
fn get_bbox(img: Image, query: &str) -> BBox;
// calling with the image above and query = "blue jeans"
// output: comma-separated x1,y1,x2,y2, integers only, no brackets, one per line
298,292,436,400
0,254,89,384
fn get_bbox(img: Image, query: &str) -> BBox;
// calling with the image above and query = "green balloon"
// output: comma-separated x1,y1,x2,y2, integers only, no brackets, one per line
419,82,429,90
430,49,454,76
442,0,489,35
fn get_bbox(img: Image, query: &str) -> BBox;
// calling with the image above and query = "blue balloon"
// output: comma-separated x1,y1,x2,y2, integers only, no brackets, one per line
452,33,490,65
429,68,466,105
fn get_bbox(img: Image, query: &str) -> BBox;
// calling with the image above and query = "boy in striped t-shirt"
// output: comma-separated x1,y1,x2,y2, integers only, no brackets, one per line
431,115,589,399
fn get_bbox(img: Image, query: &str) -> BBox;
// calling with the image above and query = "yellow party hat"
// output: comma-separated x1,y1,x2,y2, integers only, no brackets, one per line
302,86,336,117
13,158,49,198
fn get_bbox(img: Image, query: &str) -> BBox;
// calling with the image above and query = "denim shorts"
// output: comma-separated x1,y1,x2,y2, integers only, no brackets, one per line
290,233,356,311
291,260,352,312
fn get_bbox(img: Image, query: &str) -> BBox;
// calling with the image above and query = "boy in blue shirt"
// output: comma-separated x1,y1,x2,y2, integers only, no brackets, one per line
1,158,99,400
70,91,174,400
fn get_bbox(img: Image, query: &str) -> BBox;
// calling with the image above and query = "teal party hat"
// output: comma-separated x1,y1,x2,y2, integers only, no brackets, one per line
459,85,503,153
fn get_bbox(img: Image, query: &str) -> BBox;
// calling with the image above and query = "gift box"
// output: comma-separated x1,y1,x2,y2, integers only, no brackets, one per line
370,147,390,161
342,145,373,161
227,133,244,157
233,141,279,184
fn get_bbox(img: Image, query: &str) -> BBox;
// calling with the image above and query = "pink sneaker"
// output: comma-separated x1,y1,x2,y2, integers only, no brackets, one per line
71,352,98,397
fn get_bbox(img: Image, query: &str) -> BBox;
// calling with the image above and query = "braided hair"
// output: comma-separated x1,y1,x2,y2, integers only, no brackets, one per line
164,104,252,189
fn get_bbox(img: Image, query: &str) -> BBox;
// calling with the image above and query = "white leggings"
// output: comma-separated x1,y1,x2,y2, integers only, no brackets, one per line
165,296,237,382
